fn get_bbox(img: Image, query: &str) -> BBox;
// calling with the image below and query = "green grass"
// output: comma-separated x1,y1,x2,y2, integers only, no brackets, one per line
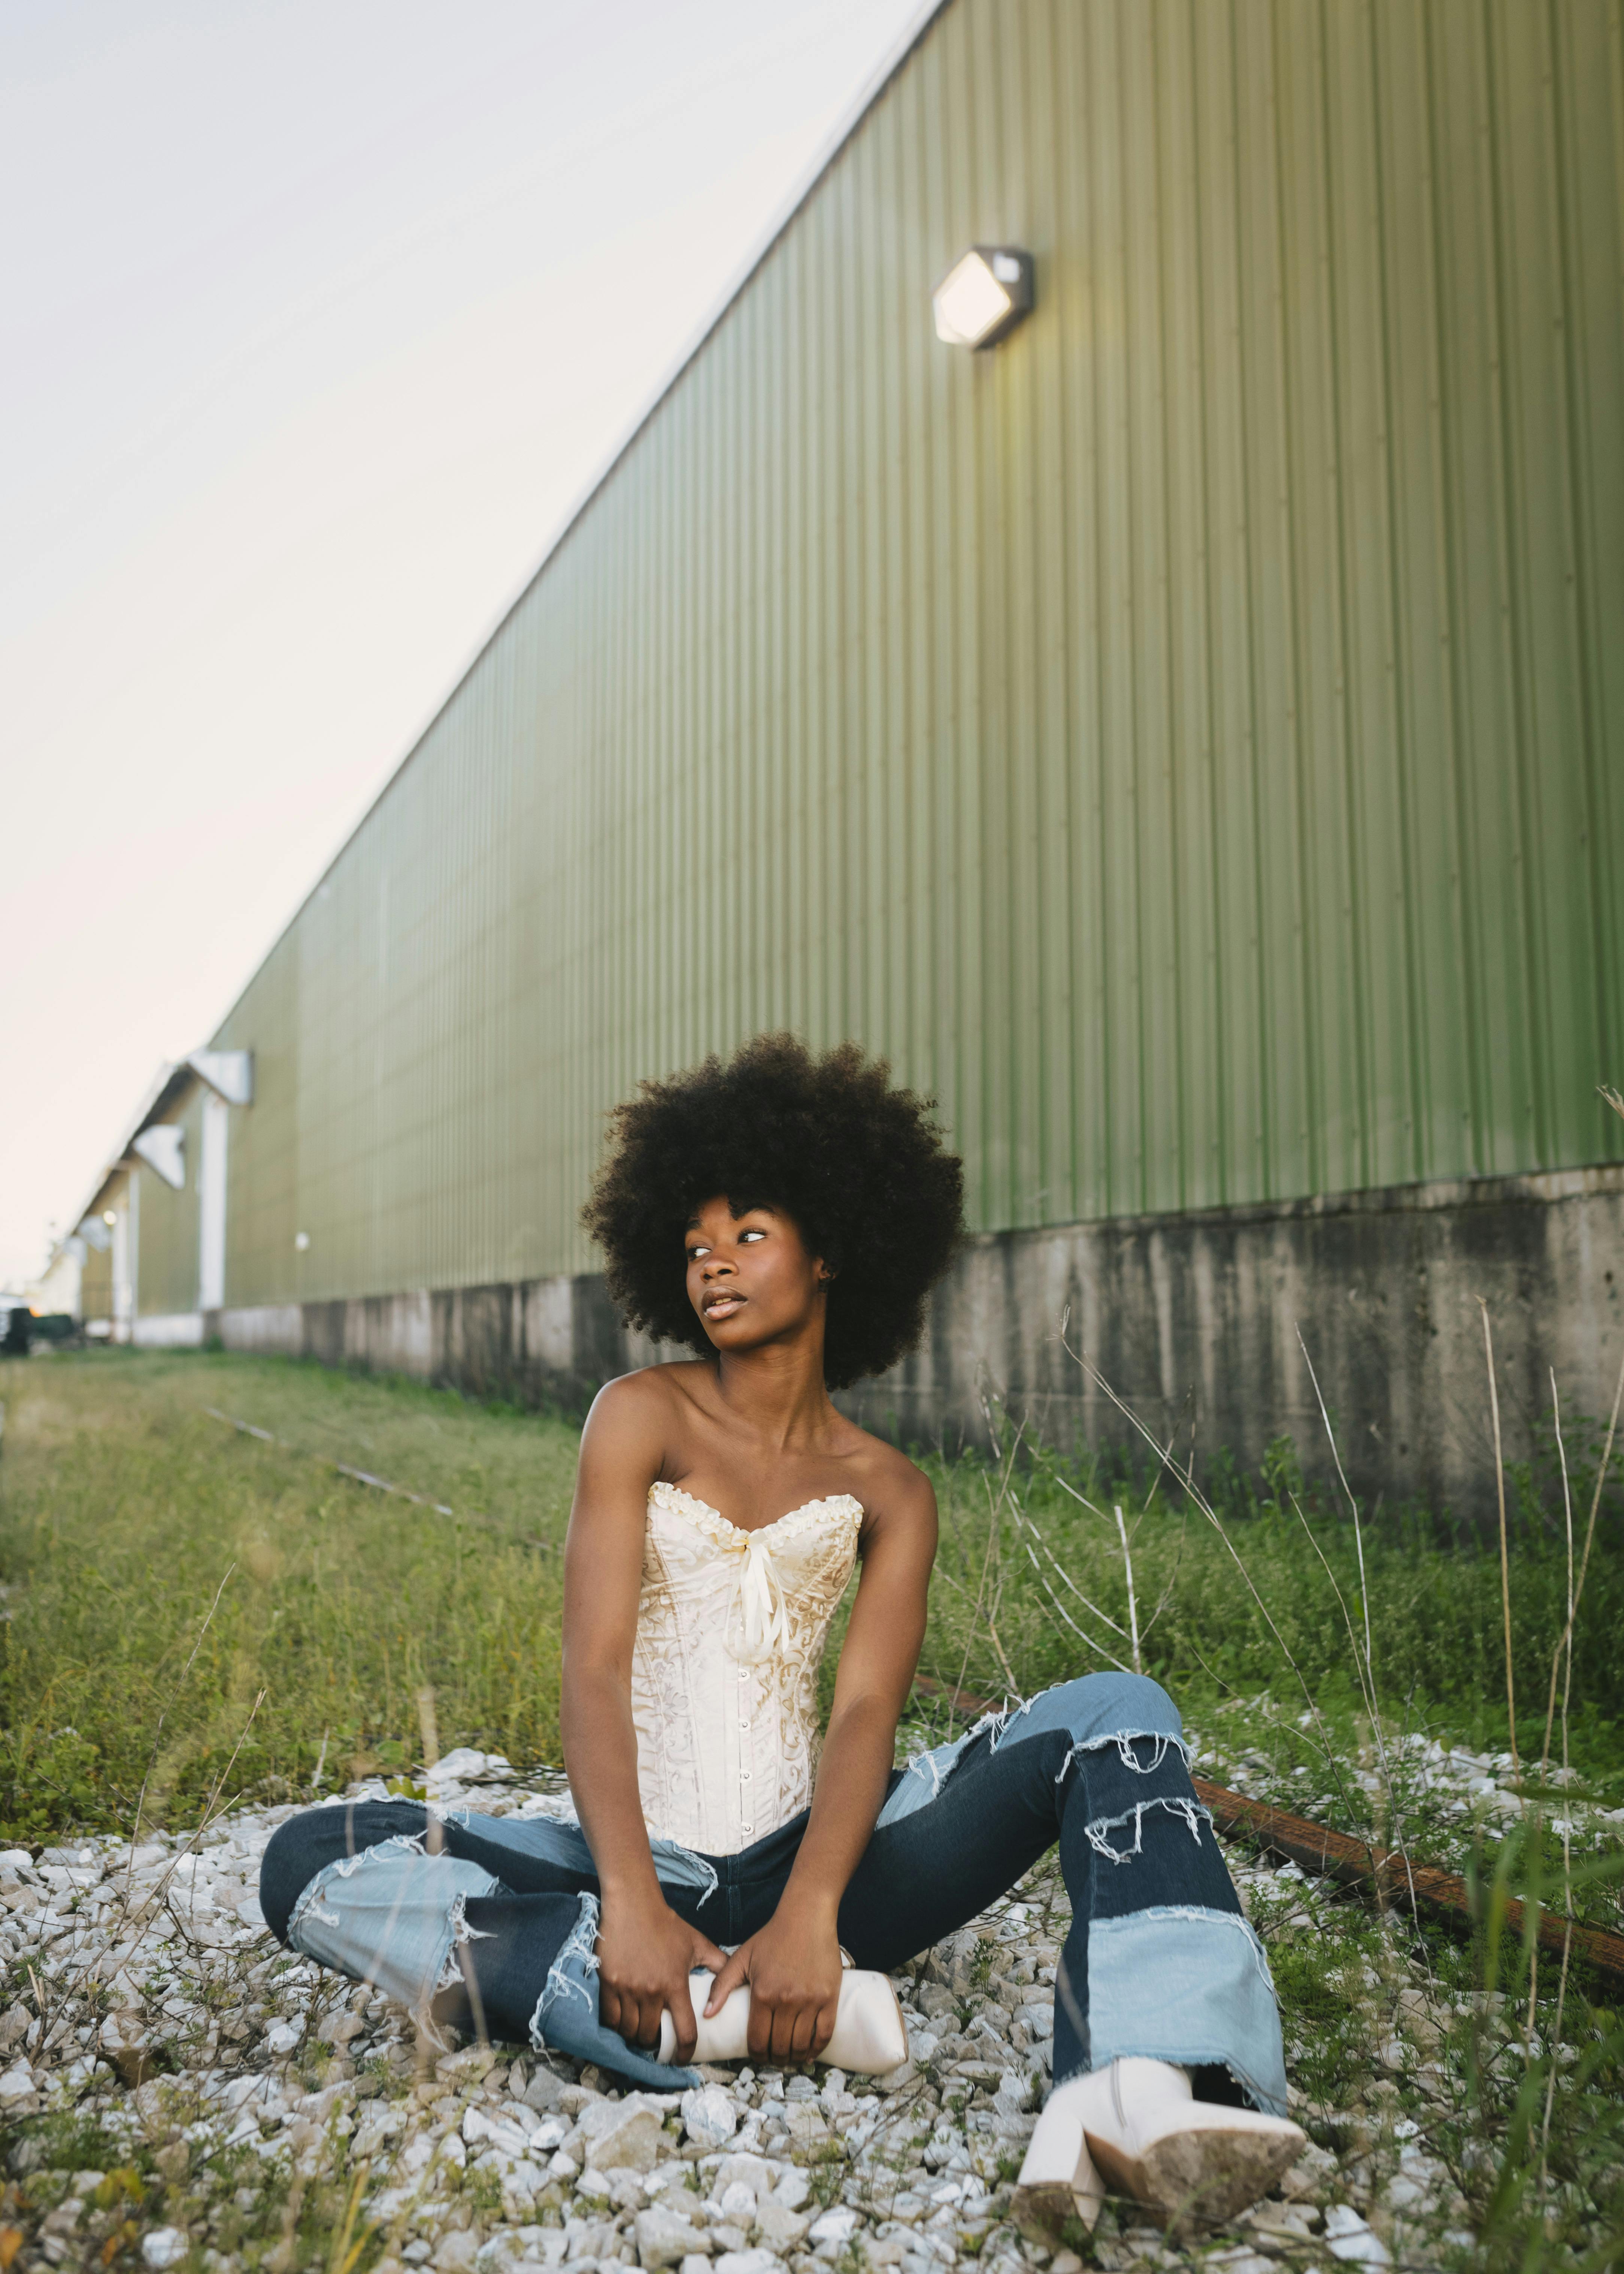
908,1424,1624,1777
0,1350,579,1842
2,1348,1623,2267
1,1348,1620,1845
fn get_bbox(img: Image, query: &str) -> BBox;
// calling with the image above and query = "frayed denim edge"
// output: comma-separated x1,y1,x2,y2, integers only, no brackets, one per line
1082,1796,1213,1865
434,1886,496,1993
652,1838,720,1909
530,1890,601,2045
984,1699,1031,1753
1054,1729,1193,1785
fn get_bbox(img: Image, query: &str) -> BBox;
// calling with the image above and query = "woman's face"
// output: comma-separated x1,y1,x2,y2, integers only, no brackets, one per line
684,1196,828,1356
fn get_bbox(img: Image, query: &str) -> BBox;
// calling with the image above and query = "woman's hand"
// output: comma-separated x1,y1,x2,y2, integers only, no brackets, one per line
703,1892,845,2063
597,1887,727,2059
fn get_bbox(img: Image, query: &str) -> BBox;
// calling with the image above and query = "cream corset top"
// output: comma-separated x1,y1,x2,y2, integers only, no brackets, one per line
622,1480,863,1856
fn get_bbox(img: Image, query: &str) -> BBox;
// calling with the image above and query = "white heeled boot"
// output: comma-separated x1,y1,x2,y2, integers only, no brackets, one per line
655,1966,909,2074
1015,2059,1304,2240
1012,2074,1109,2240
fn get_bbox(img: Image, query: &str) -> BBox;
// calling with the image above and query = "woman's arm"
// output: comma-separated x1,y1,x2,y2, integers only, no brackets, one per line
703,1464,937,2061
561,1376,727,2057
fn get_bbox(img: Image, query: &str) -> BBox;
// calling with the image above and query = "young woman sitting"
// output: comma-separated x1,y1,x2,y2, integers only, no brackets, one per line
260,1035,1302,2234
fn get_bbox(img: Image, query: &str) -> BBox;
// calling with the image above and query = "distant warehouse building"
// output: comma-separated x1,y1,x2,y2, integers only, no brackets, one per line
57,0,1624,1513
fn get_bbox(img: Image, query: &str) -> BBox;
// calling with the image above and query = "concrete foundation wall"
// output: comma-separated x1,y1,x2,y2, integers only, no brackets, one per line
853,1168,1624,1517
215,1168,1624,1518
131,1312,205,1349
214,1305,302,1354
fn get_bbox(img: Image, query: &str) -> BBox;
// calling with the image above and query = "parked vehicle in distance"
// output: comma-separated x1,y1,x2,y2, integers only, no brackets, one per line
0,1298,34,1357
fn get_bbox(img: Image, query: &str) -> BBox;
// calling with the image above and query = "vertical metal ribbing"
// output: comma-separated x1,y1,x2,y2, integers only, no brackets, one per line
149,0,1621,1330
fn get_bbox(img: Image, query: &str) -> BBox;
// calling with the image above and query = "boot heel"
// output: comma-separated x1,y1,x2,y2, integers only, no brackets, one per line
1083,2107,1304,2239
1013,2083,1105,2241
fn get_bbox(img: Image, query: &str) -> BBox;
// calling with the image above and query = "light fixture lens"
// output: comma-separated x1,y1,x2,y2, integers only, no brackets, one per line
932,251,1012,346
103,1209,117,1226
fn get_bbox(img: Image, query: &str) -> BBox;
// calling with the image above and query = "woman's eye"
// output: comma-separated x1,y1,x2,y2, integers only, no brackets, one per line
740,1228,765,1243
687,1246,709,1262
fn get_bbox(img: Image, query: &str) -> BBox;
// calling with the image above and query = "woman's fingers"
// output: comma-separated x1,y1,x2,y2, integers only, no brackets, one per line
705,1939,753,2017
811,1996,839,2059
743,1984,825,2061
667,1977,699,2060
746,1989,774,2062
789,2001,818,2062
769,1999,806,2063
603,1984,656,2048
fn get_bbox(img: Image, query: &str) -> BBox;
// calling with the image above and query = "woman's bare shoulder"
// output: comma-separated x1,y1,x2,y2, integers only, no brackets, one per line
834,1423,936,1521
578,1365,714,1487
586,1360,712,1422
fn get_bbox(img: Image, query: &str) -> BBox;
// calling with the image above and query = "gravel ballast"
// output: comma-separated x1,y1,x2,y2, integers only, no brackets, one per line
0,1745,1602,2271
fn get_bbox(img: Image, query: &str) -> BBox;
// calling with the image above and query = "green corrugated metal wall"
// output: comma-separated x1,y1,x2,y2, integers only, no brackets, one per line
134,1090,204,1316
79,1221,113,1324
222,947,300,1308
193,0,1621,1313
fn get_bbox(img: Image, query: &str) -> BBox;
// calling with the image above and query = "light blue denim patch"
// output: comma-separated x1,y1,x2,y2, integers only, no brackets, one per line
1081,1905,1289,2116
878,1672,1188,1828
436,1804,722,1908
287,1836,500,2017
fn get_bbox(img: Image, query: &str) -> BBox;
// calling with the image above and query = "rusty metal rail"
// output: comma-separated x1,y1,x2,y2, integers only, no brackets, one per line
1192,1777,1624,1994
203,1406,556,1553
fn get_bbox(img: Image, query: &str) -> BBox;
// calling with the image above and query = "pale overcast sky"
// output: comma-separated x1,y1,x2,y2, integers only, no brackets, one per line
0,0,927,1288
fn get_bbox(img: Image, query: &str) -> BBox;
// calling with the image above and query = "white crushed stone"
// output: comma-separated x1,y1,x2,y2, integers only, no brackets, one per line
0,1760,1512,2268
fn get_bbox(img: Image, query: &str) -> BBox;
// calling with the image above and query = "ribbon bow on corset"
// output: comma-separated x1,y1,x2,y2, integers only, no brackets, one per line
726,1528,791,1663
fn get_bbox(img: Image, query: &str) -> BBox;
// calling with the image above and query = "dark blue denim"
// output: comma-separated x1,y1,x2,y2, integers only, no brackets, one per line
260,1674,1286,2109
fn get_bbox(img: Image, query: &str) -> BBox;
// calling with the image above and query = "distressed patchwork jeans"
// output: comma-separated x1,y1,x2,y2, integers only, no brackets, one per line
258,1672,1286,2113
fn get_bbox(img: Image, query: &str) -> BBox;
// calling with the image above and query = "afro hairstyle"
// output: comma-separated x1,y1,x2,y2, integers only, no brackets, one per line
581,1033,964,1389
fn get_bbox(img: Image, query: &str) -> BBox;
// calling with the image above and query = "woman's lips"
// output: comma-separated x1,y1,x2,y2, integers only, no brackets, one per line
704,1293,745,1318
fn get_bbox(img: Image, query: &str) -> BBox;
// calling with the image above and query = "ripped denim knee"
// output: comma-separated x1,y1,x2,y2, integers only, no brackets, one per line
1078,1791,1213,1863
288,1844,703,2090
287,1833,500,2035
879,1670,1189,1829
1057,1718,1213,1876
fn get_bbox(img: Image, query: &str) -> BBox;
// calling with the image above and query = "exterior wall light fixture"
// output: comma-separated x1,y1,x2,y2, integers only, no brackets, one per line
932,246,1033,348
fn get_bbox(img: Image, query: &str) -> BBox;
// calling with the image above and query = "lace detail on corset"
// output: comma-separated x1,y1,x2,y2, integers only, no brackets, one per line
648,1481,863,1548
624,1481,863,1855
